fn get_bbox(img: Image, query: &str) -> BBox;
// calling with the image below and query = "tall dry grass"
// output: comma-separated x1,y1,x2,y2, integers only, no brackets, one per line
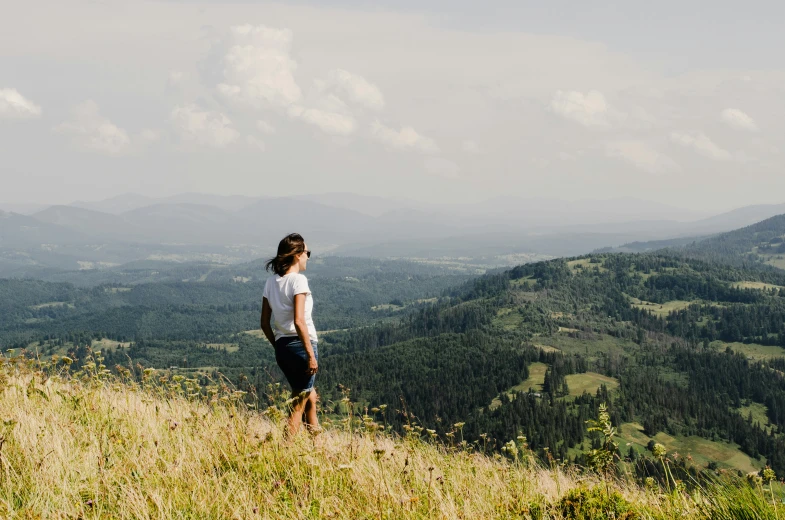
0,352,778,519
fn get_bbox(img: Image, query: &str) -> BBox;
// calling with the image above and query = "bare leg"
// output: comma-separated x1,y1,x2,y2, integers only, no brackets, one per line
303,391,320,432
287,393,309,438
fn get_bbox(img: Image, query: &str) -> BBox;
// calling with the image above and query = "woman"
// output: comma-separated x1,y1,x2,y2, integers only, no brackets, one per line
260,233,320,437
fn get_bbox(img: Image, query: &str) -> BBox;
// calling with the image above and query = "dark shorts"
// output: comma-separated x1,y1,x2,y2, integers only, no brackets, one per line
275,336,318,394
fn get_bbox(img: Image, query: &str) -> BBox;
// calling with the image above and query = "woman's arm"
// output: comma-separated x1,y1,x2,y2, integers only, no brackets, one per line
260,297,276,346
293,293,317,375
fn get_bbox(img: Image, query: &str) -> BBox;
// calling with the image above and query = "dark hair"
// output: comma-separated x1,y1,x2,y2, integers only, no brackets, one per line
265,233,306,277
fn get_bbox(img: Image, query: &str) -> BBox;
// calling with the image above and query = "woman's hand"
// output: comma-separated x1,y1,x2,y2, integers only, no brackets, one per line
307,355,318,375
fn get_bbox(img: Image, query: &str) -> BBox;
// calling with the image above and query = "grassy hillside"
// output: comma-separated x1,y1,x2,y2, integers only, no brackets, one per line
1,355,782,519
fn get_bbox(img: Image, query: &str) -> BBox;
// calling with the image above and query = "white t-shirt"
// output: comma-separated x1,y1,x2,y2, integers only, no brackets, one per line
263,273,317,342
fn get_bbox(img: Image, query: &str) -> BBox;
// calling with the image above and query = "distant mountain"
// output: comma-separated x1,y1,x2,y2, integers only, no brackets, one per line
688,203,785,233
71,192,263,214
677,213,785,268
291,192,422,218
33,206,141,241
0,202,51,215
237,198,378,244
0,210,90,247
120,203,248,244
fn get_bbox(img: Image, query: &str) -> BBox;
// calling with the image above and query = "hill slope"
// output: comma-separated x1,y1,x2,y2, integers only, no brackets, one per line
0,358,779,518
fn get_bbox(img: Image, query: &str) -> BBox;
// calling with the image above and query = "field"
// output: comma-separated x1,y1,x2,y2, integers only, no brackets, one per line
761,254,785,270
567,258,607,273
4,360,779,518
492,307,524,330
205,342,240,353
534,332,639,361
618,423,763,474
29,301,75,310
629,297,694,317
732,281,785,291
489,362,547,410
738,402,773,434
564,372,619,397
712,341,785,360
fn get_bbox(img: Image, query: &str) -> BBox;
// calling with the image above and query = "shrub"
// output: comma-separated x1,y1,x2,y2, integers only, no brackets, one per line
555,486,641,520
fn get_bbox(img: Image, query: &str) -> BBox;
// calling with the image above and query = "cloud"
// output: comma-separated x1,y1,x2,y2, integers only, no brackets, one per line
670,131,732,161
320,69,384,111
370,120,438,153
0,88,42,120
605,140,679,173
462,140,480,154
290,106,356,136
170,104,239,148
139,128,162,142
245,135,266,151
424,157,459,178
54,100,131,155
256,120,276,134
550,90,609,127
721,108,758,131
216,24,302,109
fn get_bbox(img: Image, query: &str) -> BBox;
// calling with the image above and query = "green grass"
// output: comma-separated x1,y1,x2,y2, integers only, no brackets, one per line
104,287,131,293
618,423,763,474
492,307,525,331
489,362,547,410
204,343,240,353
712,340,785,360
567,258,607,273
564,372,619,397
534,333,639,362
732,281,785,291
760,254,785,270
629,298,694,317
738,402,774,434
28,301,75,310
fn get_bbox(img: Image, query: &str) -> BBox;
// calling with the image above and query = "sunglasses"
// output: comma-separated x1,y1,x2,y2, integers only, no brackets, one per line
304,250,311,259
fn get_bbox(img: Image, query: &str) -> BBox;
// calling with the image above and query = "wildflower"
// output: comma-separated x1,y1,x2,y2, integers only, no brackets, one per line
454,422,465,430
763,467,777,483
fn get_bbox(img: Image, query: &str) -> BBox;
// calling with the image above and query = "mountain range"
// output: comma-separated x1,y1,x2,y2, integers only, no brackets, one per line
2,193,785,273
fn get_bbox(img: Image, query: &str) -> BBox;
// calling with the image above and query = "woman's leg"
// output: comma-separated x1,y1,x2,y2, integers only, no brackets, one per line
287,393,310,437
303,391,319,432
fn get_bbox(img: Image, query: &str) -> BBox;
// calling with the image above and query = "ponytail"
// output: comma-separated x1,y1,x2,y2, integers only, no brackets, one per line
265,233,306,276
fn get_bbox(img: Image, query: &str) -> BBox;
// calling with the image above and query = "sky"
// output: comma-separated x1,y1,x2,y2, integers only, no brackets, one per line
1,0,784,212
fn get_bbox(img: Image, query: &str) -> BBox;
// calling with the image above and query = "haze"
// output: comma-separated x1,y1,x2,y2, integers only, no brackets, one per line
2,0,785,213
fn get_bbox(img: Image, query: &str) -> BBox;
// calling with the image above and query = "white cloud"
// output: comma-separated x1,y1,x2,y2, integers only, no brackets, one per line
670,131,732,161
291,106,356,136
321,69,384,111
462,140,480,154
721,108,758,131
605,140,679,173
0,88,42,120
216,24,302,109
246,135,266,151
424,157,459,178
550,90,609,127
370,120,439,154
54,100,131,155
139,128,162,142
256,120,276,134
170,104,239,148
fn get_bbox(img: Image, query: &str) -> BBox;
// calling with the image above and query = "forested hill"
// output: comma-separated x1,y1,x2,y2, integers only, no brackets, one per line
605,213,785,271
675,213,785,270
315,252,785,479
